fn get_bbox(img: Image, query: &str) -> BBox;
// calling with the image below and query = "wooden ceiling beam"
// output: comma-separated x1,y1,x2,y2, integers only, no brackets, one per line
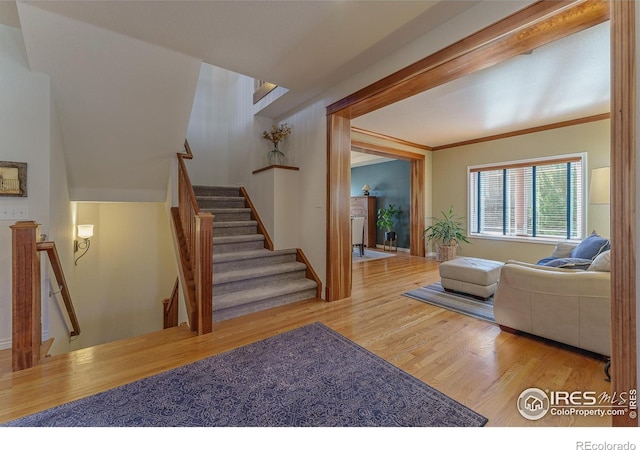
328,0,609,119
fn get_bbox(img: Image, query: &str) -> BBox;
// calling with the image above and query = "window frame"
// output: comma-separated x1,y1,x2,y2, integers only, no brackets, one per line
467,153,588,244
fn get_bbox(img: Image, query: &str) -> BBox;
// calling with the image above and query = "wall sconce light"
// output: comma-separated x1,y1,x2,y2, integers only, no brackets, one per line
74,224,94,266
362,184,371,196
589,167,610,205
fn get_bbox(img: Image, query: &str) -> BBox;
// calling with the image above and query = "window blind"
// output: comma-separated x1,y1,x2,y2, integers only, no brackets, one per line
469,156,584,240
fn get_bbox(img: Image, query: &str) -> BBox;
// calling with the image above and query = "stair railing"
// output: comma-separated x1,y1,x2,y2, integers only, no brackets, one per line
37,241,81,338
162,277,179,329
172,140,213,334
10,221,80,371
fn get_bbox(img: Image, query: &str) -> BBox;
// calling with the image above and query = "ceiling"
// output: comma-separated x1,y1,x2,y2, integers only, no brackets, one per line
352,19,610,152
4,0,482,118
351,152,395,168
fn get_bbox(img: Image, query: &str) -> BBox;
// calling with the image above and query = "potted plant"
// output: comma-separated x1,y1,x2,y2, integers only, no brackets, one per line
423,205,470,261
376,204,401,242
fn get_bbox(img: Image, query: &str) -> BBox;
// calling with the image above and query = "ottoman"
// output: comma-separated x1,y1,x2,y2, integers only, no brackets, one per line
439,257,504,299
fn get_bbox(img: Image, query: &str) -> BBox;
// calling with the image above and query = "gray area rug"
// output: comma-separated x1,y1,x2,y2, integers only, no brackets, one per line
403,282,495,323
352,248,397,263
2,322,487,427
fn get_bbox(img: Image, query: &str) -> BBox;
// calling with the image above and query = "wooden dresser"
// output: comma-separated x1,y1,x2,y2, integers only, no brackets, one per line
350,196,377,248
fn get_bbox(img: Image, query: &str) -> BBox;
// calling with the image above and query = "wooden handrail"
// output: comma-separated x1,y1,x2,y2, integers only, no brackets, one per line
37,241,81,337
177,140,200,264
171,140,213,334
162,277,179,329
11,221,81,371
170,207,198,328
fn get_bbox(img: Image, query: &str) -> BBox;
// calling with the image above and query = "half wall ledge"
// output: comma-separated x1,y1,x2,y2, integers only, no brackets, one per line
252,165,300,175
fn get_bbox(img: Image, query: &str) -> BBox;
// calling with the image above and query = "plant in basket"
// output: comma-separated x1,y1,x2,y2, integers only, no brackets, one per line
423,205,470,261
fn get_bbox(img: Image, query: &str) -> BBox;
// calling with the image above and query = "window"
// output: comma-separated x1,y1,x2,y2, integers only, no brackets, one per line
469,154,585,241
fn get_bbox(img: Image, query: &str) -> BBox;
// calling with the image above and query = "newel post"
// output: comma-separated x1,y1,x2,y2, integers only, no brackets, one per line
194,213,213,334
10,221,42,371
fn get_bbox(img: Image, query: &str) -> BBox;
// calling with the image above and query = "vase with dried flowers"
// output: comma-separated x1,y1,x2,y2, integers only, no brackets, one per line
262,123,292,166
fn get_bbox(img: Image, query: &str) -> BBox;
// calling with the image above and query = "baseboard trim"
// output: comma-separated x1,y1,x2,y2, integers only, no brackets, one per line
0,331,49,351
374,244,410,253
0,337,11,351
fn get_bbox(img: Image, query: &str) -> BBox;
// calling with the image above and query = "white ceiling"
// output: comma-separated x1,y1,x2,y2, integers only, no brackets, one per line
352,20,610,149
16,2,203,201
351,152,395,168
0,1,19,28
11,0,482,118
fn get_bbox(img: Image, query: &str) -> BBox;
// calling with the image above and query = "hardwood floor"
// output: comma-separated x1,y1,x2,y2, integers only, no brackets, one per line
0,252,611,427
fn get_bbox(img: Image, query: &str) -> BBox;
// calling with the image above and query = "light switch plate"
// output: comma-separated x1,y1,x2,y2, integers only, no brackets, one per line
0,205,29,221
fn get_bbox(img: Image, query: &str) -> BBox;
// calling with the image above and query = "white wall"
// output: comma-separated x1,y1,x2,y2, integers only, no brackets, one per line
251,167,300,250
186,63,232,186
431,119,610,264
0,25,52,350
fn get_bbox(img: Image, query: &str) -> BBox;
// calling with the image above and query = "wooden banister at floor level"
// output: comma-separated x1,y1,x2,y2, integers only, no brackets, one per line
11,221,82,372
163,278,180,329
171,140,213,334
37,241,81,338
10,221,42,371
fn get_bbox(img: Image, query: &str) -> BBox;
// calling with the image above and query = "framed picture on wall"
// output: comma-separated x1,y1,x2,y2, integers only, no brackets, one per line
0,161,27,197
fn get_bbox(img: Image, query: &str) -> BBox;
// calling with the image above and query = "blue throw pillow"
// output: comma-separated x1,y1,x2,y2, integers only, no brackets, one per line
543,257,593,270
570,232,610,260
536,257,557,266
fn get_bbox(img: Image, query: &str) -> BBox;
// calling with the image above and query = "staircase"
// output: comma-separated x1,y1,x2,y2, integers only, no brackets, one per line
194,186,319,322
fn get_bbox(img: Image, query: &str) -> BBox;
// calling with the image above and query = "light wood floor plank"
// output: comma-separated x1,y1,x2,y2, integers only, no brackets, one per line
0,253,611,427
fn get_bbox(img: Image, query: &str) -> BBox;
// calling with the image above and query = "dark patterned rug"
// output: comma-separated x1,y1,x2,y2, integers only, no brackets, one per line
2,322,487,427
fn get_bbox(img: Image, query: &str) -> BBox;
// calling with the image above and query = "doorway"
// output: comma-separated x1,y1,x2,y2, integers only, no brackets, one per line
351,135,426,257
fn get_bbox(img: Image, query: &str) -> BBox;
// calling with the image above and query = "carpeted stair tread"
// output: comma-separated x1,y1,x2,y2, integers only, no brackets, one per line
193,186,241,197
214,278,318,310
213,248,299,272
196,195,242,200
213,220,257,228
214,261,307,285
201,208,252,222
213,248,297,263
213,234,265,244
196,195,244,201
212,222,258,237
201,207,252,214
196,196,246,209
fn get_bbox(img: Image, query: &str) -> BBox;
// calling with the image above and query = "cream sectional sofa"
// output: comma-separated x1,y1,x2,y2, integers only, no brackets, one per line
494,250,611,357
